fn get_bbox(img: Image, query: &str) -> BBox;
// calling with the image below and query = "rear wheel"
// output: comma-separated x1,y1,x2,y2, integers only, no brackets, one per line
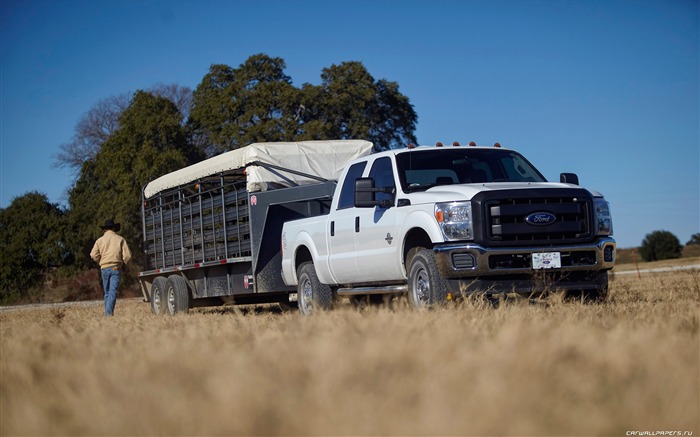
150,276,168,315
407,248,448,309
166,275,190,315
297,262,334,315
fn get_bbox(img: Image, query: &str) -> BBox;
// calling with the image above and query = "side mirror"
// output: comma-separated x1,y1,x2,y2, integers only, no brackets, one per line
560,173,579,185
354,177,394,208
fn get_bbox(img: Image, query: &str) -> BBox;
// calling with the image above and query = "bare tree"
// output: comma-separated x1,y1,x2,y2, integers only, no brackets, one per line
55,93,130,172
150,83,192,121
55,84,193,174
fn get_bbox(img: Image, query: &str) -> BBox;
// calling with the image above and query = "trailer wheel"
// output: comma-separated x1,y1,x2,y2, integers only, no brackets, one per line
166,275,190,315
297,262,333,315
407,248,448,309
150,276,168,315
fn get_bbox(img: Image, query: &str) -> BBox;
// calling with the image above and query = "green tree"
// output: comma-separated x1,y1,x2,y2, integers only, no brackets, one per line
189,54,417,155
639,230,682,262
67,91,200,265
65,160,104,268
686,233,700,246
0,192,67,304
189,54,300,156
301,61,417,151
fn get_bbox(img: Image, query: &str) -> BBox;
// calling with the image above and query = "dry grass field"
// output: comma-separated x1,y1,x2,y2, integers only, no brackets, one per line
1,262,699,436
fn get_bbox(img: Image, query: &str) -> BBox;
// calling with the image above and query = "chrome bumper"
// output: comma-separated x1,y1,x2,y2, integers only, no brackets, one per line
433,237,616,279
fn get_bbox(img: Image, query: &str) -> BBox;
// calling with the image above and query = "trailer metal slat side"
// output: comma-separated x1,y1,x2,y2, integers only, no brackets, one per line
143,179,250,271
140,173,337,300
138,256,253,277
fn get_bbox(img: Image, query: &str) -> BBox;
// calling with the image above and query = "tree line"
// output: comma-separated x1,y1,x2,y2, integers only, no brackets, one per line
0,54,419,303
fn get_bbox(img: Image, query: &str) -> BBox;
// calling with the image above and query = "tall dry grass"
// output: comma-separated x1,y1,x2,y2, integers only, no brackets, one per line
1,269,698,436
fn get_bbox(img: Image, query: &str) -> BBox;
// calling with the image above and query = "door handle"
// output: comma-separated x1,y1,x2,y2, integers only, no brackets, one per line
330,221,335,237
355,216,360,232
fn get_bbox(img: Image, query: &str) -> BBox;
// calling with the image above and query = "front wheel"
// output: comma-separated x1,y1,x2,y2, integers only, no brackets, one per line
407,248,448,309
565,271,609,303
297,262,334,315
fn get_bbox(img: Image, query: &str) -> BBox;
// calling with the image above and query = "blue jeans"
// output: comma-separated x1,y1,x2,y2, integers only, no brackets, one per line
100,267,121,316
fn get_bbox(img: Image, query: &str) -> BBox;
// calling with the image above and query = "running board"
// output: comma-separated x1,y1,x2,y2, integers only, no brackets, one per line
336,285,407,296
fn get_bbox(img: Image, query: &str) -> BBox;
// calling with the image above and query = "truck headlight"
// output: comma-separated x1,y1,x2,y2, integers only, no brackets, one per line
435,202,473,240
594,198,613,236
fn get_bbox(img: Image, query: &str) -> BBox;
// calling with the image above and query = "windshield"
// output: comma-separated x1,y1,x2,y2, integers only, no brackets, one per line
396,148,547,192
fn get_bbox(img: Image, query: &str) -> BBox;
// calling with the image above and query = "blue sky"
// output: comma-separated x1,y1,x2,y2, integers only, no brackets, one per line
1,0,698,249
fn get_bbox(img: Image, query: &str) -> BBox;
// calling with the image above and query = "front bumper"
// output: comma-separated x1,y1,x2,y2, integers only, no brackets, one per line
432,237,616,295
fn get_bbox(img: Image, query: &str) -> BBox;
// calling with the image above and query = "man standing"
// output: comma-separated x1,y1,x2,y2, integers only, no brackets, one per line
90,219,132,316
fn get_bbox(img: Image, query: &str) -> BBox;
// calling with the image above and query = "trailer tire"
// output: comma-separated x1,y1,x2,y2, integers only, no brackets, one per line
166,275,190,315
297,262,333,315
407,247,448,309
150,276,168,315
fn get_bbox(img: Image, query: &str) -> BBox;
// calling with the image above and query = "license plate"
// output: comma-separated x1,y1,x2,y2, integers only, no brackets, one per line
532,252,561,269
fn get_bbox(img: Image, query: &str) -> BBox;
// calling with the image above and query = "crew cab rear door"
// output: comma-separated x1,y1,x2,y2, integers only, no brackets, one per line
327,161,366,284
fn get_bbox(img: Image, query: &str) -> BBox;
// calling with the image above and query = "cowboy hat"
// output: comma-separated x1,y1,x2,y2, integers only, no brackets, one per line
100,219,121,231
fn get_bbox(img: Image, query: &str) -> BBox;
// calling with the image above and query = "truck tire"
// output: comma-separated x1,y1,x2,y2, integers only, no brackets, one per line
297,262,334,315
150,276,168,315
407,248,448,309
166,275,190,315
566,271,609,303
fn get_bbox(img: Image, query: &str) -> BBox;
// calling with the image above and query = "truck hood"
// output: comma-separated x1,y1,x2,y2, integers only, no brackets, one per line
404,182,594,204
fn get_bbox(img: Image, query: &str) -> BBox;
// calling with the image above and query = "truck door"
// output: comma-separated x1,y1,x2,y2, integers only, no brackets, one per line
353,157,403,281
327,161,366,284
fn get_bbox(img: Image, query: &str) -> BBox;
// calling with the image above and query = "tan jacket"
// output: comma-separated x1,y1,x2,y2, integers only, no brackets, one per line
90,230,132,269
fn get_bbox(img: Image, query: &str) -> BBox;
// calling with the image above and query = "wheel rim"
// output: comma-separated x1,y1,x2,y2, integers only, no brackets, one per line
412,266,430,305
153,288,162,313
300,276,313,313
167,287,176,314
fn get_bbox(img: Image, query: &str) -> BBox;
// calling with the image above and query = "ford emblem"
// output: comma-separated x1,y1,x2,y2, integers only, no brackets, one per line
525,212,556,226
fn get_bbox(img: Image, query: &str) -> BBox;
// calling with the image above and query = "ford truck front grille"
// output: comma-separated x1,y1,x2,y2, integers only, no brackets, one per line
474,189,594,247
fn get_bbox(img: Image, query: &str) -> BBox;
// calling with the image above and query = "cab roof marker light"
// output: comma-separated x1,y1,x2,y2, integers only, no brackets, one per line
436,142,444,147
408,143,416,149
494,142,501,148
453,141,460,146
469,141,476,147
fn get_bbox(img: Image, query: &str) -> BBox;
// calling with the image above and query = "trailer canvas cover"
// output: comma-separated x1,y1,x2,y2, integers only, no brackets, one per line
143,140,373,198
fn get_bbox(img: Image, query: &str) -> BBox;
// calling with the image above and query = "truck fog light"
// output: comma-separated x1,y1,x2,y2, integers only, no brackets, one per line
452,253,476,269
604,245,615,263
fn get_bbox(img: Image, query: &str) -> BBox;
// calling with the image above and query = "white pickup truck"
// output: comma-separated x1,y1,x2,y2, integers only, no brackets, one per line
281,142,616,314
